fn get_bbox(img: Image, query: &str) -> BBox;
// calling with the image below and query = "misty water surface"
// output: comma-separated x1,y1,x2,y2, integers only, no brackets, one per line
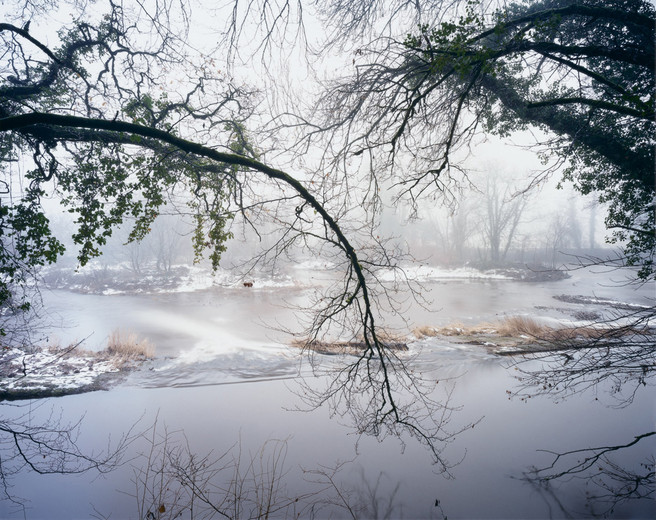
2,265,654,519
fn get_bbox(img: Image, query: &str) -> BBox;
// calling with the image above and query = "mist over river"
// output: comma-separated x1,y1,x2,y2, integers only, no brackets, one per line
1,264,654,519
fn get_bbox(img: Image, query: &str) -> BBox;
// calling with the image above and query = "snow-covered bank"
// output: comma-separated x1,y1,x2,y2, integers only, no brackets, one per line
377,264,569,283
41,260,570,298
42,262,305,296
0,344,151,400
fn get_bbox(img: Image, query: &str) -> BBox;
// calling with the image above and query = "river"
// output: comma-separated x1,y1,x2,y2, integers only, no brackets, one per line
1,264,654,519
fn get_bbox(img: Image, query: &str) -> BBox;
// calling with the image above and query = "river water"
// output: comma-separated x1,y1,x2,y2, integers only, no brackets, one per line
1,264,654,519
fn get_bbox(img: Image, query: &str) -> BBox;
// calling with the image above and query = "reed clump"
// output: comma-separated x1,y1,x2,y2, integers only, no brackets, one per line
106,329,155,360
413,315,652,344
414,316,594,340
495,316,548,337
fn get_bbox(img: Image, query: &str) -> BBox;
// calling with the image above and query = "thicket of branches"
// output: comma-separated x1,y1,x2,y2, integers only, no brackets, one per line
0,0,471,484
303,0,654,274
0,0,654,505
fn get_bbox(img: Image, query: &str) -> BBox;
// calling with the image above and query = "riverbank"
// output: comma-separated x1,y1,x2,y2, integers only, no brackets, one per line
40,261,570,297
0,332,154,400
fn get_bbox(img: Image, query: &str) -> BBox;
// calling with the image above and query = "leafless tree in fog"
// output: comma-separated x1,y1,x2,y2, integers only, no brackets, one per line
1,0,654,499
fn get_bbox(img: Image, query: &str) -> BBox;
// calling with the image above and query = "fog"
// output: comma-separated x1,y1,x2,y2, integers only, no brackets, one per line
1,0,654,518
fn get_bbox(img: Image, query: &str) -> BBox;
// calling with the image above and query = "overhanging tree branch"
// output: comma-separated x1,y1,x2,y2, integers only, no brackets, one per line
0,112,371,316
479,73,652,188
0,22,62,65
2,110,437,453
526,97,653,120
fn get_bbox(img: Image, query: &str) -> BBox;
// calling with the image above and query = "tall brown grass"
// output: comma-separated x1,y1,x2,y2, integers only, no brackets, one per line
106,329,155,360
495,316,548,337
414,316,600,339
413,315,650,344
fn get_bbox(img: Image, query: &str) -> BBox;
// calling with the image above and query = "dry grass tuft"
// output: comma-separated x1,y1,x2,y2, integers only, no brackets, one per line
413,315,653,347
106,329,155,360
375,329,409,344
413,326,439,338
415,316,563,339
495,316,547,337
46,339,97,358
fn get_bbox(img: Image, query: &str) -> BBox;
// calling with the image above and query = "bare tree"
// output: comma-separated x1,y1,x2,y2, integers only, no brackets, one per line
478,173,528,265
544,214,571,268
447,198,476,264
148,214,189,274
0,0,472,474
426,196,476,264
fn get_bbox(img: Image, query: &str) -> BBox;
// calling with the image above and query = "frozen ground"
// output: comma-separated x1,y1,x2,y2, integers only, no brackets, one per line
44,260,566,297
5,260,651,399
0,344,149,400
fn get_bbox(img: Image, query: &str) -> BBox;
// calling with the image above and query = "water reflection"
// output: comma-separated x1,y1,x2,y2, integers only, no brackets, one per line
522,432,655,518
0,400,134,511
117,422,415,520
2,354,654,519
1,270,653,518
507,337,655,518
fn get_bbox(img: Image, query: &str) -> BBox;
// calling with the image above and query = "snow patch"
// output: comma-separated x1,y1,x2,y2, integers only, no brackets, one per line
378,265,512,283
292,259,337,271
0,346,130,398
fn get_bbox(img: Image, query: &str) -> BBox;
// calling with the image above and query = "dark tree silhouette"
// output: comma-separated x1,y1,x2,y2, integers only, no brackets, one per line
0,0,468,475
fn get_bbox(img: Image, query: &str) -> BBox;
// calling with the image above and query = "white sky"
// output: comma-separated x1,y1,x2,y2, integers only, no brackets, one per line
1,0,609,253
